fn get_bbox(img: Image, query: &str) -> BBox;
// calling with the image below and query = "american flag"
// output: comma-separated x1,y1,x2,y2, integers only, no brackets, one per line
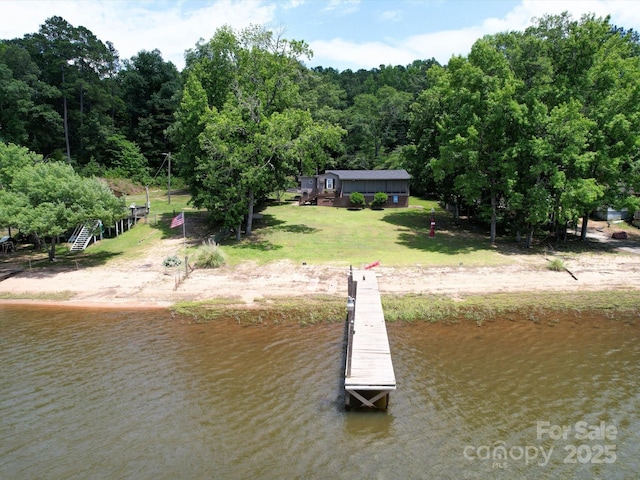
170,212,184,229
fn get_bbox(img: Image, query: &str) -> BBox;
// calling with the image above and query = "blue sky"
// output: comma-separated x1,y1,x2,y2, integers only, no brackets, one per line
2,0,640,71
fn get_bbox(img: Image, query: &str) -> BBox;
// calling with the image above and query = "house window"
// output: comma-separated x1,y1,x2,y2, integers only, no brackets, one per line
325,178,334,190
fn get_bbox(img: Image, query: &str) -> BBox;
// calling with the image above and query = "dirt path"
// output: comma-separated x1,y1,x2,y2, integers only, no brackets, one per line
1,222,639,308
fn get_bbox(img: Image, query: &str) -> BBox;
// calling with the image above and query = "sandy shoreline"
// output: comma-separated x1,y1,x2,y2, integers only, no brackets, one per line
2,238,640,310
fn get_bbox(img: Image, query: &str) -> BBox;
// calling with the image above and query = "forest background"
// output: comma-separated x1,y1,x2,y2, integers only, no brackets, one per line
1,12,640,251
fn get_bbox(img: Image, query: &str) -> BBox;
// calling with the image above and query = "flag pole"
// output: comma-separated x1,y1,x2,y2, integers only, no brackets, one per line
182,211,187,276
182,211,186,250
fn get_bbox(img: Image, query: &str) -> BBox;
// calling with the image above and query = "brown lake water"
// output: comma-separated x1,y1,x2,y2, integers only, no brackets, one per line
1,305,639,479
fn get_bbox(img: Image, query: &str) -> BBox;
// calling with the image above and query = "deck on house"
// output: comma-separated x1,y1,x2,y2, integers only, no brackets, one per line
344,268,396,409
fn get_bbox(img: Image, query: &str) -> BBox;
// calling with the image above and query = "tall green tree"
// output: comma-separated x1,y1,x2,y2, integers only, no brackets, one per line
410,13,640,246
117,49,181,172
425,40,525,244
0,41,63,152
174,26,344,238
17,16,119,164
522,13,640,239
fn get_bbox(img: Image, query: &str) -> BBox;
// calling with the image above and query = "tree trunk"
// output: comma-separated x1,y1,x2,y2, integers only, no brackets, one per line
32,233,42,250
79,82,84,160
580,214,589,241
524,229,533,249
245,190,255,236
490,195,497,245
235,224,241,242
62,67,71,163
48,236,56,262
453,196,460,226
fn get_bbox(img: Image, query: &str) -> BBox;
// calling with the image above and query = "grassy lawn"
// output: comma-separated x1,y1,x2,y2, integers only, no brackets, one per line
221,196,504,267
86,188,195,262
6,188,632,271
0,190,518,270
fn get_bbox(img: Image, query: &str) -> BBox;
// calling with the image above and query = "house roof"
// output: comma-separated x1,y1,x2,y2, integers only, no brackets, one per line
325,169,411,180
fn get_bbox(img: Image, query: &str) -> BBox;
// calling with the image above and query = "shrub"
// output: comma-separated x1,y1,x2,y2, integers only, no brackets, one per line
193,241,226,268
163,255,182,268
371,192,388,209
547,258,565,271
349,191,365,209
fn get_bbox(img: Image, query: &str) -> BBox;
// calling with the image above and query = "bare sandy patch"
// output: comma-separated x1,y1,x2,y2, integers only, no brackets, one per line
1,222,639,309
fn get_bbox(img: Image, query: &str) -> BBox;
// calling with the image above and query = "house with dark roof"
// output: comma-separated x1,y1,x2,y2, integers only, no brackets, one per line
298,169,411,207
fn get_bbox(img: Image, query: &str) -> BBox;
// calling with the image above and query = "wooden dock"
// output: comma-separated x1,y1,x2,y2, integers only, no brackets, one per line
344,267,396,410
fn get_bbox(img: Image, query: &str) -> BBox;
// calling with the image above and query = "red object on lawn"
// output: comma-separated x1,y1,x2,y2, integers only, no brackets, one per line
365,261,380,270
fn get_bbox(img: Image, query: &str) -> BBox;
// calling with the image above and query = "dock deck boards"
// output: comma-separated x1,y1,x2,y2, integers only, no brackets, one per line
345,270,396,396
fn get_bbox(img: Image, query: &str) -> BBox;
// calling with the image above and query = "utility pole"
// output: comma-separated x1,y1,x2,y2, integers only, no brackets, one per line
162,152,172,205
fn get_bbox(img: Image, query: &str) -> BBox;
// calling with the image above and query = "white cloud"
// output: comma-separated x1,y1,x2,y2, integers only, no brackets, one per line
310,0,640,69
310,38,416,69
0,0,276,69
379,10,403,23
323,0,360,14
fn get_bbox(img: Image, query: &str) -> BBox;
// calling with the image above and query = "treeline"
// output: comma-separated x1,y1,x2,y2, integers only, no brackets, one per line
0,16,431,184
1,13,640,245
0,16,181,184
408,13,640,245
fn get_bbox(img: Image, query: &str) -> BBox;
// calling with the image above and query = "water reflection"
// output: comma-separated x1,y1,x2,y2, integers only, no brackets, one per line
1,305,638,479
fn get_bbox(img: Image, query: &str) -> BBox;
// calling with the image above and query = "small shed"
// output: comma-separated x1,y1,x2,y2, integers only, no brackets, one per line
129,203,150,221
299,169,411,208
593,207,629,222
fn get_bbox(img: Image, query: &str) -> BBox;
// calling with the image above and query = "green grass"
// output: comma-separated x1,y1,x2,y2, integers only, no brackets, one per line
172,295,345,325
381,290,640,323
73,189,200,266
547,257,566,271
171,289,640,326
220,198,502,267
0,291,75,301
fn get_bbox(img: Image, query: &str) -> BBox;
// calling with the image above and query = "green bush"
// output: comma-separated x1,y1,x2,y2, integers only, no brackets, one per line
349,191,365,209
163,255,182,268
371,192,388,209
193,242,226,268
547,258,565,271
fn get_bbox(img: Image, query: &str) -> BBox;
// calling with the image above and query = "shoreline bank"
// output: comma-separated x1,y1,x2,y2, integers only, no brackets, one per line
3,286,639,326
2,237,640,315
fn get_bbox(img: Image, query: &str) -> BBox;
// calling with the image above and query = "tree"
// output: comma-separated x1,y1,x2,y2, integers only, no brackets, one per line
424,40,525,244
0,142,42,188
17,16,120,164
0,41,63,152
0,143,124,260
174,25,344,238
520,13,640,241
410,14,640,247
117,49,181,172
102,134,151,184
343,86,411,169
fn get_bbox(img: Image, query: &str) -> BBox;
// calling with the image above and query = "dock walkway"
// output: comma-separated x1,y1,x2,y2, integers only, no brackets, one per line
344,267,396,409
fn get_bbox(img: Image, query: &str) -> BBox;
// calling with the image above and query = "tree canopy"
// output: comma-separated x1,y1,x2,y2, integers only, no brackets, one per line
172,25,345,238
409,13,640,245
0,142,125,259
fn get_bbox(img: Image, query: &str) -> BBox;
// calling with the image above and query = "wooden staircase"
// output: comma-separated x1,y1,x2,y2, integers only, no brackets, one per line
299,192,319,205
69,220,101,252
